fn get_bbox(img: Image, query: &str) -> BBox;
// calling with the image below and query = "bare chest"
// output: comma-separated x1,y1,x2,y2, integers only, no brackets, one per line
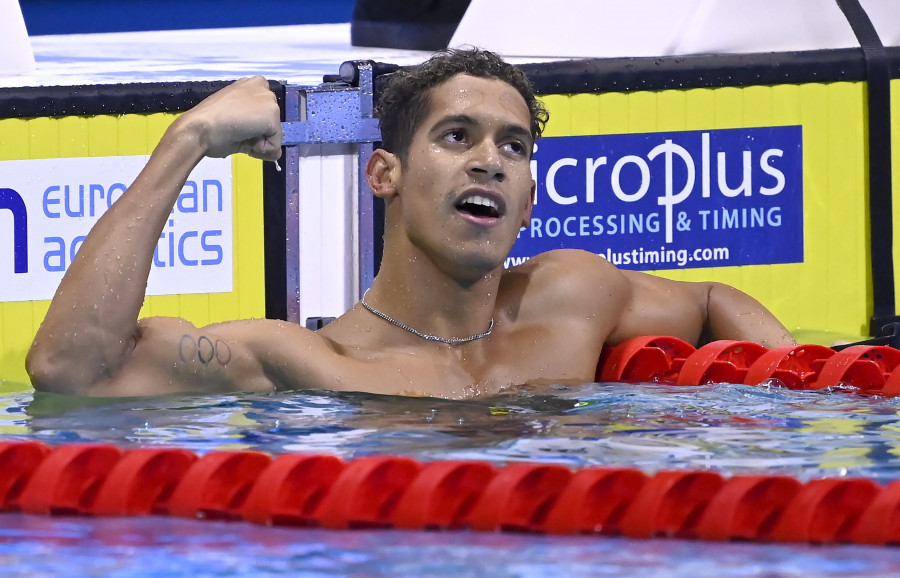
345,323,605,398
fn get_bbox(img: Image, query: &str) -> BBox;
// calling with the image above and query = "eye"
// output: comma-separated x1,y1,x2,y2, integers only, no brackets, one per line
501,140,527,156
441,129,467,144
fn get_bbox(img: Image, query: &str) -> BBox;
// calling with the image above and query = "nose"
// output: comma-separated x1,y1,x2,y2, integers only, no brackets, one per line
466,140,505,182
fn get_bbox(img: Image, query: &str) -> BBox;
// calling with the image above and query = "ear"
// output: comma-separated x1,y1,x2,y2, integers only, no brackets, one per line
520,179,536,228
366,149,401,200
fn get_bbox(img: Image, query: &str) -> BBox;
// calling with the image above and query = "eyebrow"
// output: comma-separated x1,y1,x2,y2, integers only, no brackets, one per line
430,114,533,145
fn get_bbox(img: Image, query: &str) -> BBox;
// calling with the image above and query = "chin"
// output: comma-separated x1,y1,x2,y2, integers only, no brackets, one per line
451,250,507,281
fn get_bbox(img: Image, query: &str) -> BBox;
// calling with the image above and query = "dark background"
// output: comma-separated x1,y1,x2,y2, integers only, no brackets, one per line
18,0,357,35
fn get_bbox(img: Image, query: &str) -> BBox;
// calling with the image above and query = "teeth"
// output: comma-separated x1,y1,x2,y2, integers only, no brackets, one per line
465,195,498,210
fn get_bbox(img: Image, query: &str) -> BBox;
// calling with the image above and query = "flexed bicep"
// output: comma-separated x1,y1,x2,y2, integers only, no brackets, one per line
27,77,283,397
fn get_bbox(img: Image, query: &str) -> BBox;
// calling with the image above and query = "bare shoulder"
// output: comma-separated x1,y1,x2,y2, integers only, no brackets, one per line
497,251,787,348
504,249,627,291
498,250,711,346
618,269,712,302
162,315,344,374
85,316,341,397
138,315,329,355
608,269,711,345
498,249,630,318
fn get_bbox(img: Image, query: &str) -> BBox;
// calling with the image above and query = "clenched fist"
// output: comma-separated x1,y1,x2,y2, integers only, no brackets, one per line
181,76,283,161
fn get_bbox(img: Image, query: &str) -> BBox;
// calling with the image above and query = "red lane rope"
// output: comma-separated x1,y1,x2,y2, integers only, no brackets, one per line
3,337,900,545
598,336,900,396
2,439,899,545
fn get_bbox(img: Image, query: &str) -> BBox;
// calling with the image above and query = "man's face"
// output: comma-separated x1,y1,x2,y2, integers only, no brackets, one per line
393,74,536,279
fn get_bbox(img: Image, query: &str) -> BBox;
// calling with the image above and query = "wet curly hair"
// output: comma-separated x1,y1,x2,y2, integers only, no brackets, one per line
375,48,549,162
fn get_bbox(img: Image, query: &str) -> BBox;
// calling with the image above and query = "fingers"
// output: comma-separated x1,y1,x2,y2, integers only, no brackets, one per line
240,78,282,160
247,133,283,161
189,75,283,159
257,110,284,161
241,114,283,162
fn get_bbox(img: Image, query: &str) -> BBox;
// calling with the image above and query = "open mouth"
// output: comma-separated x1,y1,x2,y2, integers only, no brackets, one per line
455,194,502,220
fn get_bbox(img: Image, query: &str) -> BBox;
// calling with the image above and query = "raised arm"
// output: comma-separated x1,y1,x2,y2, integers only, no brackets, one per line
26,77,284,396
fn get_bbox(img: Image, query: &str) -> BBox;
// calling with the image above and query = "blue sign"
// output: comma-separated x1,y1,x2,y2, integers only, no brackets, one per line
507,126,803,271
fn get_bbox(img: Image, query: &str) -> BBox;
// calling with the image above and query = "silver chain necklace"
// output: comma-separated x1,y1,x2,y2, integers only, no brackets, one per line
360,291,494,345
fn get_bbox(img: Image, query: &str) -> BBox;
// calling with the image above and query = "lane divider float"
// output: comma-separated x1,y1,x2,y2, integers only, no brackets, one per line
598,336,900,396
3,439,900,545
3,337,900,545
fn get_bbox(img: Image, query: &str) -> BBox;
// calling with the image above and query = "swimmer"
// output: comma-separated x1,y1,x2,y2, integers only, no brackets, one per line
26,49,796,398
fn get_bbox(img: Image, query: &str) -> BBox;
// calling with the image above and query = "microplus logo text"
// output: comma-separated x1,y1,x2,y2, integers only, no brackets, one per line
0,156,233,303
507,126,803,271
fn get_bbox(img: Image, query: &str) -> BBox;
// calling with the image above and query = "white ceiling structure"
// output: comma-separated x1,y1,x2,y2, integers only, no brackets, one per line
1,0,898,85
452,0,899,58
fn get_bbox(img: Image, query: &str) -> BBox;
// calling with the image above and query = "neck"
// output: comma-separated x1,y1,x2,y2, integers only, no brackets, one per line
361,291,494,345
365,246,503,343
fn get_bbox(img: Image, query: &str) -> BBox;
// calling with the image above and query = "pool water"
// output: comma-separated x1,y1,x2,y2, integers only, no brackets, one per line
3,514,899,578
4,380,900,576
6,381,900,480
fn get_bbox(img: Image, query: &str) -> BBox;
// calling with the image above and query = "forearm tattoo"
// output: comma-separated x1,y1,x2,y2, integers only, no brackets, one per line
179,334,232,366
